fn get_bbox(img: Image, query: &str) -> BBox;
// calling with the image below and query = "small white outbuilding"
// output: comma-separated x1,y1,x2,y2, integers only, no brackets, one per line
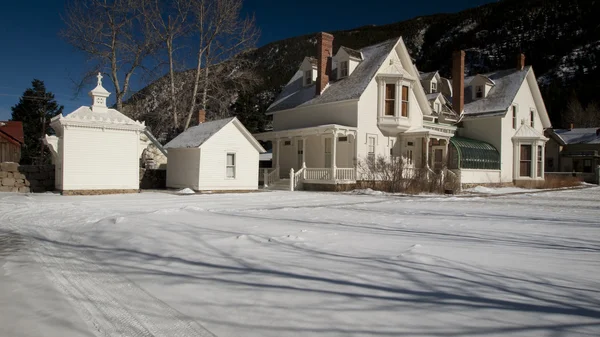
164,116,265,191
45,73,146,194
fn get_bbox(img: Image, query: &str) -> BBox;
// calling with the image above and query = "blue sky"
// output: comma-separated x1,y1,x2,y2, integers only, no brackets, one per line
0,0,496,120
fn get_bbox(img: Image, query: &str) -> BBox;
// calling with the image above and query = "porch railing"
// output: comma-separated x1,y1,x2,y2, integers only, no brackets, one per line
290,168,305,191
336,168,356,181
263,167,280,187
305,168,331,181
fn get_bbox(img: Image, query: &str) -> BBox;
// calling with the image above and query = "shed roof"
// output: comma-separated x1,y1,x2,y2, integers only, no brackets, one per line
267,38,399,113
550,128,600,145
0,121,24,144
340,46,363,60
164,117,265,153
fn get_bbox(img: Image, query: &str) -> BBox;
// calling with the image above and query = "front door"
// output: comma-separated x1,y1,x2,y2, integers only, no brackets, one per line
297,139,304,169
324,138,332,168
433,148,443,170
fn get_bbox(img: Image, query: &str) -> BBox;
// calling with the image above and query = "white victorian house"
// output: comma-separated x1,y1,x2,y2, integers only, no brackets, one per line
255,33,457,190
255,32,551,190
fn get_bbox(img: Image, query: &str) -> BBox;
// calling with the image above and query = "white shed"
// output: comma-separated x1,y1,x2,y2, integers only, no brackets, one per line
45,74,146,194
164,117,265,191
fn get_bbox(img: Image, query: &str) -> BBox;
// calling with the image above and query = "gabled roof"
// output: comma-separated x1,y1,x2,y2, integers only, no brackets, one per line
420,71,438,82
164,117,265,153
340,46,363,60
512,123,548,140
0,121,24,144
51,106,145,131
462,67,530,116
459,66,551,128
549,128,600,145
267,38,400,114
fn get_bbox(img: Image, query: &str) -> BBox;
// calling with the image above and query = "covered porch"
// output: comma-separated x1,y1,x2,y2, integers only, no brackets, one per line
254,124,358,189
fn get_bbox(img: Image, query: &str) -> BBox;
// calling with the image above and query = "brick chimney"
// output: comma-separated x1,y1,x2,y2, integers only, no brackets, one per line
452,50,465,114
316,32,334,96
517,53,526,71
198,109,206,124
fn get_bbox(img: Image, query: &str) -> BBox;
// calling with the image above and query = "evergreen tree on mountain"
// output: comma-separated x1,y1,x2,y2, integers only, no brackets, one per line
11,79,64,164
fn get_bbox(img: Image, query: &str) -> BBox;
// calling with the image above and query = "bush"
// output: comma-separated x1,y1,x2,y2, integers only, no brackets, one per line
357,155,460,194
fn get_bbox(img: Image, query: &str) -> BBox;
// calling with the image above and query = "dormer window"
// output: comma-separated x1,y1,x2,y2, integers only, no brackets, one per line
431,82,437,93
304,70,312,86
340,61,349,78
476,86,483,99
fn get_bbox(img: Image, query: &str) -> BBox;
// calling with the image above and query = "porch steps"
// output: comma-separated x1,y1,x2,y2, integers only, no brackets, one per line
265,179,291,191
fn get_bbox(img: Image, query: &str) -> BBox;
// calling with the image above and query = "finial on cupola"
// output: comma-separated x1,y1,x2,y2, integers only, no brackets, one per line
89,72,111,113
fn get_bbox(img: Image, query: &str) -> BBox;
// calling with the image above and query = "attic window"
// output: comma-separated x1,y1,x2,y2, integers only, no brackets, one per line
385,84,396,116
431,82,437,93
530,109,535,127
476,86,483,99
304,70,312,85
340,61,349,77
338,136,348,142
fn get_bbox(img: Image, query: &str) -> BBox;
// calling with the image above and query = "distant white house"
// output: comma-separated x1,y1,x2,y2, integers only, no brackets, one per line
44,74,146,194
254,32,552,190
164,114,265,191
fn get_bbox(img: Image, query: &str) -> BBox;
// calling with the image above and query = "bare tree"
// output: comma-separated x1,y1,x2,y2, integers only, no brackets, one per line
141,0,191,130
183,0,259,130
61,0,159,110
563,94,600,128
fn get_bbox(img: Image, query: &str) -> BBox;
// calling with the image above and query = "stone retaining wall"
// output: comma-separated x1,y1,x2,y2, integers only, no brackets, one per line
0,162,55,193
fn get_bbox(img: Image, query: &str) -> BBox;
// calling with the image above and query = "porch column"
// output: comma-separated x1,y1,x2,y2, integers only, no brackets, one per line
275,138,281,170
301,137,307,169
444,139,449,166
331,131,337,180
424,136,430,168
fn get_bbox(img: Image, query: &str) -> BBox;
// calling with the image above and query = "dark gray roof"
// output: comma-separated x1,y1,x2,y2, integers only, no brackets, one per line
164,117,234,149
420,71,438,82
461,66,530,117
552,128,600,145
267,38,399,113
426,93,441,101
341,46,363,60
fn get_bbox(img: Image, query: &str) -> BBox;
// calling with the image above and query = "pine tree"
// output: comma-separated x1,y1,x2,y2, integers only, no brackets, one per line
10,79,64,164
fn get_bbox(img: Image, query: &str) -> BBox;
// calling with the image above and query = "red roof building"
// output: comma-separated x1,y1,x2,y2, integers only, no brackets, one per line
0,121,24,163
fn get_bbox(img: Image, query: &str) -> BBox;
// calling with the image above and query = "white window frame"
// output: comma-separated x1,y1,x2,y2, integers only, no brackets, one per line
431,82,437,93
378,78,412,119
226,153,236,179
512,105,518,129
530,109,535,128
367,136,376,159
435,102,441,113
340,61,349,77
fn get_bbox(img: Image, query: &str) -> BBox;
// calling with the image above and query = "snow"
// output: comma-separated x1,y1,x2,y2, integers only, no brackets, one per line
1,188,600,336
177,188,196,195
465,185,538,194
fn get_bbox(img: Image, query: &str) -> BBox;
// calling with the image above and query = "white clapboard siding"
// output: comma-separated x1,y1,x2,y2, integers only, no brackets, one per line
197,122,259,190
166,148,201,190
61,128,140,190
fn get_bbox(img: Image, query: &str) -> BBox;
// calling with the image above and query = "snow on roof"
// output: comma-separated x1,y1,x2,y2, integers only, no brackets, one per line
341,46,363,60
164,117,234,149
62,106,143,127
461,66,530,117
552,128,600,145
267,38,399,113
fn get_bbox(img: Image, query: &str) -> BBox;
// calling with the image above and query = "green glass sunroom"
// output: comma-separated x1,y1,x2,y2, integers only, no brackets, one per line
448,137,500,170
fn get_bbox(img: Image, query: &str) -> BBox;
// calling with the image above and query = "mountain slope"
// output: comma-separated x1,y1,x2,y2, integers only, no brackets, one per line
126,0,600,136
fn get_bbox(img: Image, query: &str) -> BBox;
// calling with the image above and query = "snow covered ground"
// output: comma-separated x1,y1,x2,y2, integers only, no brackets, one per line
1,187,600,337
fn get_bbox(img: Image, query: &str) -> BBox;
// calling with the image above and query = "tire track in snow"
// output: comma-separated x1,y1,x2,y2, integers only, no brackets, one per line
0,200,217,337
